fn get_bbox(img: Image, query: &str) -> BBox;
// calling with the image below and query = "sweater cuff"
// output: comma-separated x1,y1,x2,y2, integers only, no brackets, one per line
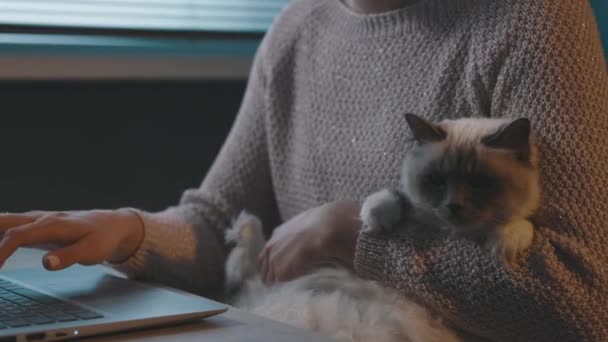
354,232,389,281
110,208,184,277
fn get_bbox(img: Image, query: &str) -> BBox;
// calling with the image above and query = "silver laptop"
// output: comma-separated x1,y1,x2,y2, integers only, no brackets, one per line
0,265,228,341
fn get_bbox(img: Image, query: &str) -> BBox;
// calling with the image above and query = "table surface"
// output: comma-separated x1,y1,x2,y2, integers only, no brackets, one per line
3,248,332,342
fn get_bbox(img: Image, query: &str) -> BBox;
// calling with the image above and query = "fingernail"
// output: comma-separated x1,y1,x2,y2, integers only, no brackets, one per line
43,255,60,269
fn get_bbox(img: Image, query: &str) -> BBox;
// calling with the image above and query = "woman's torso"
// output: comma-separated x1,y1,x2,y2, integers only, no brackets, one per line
263,0,493,219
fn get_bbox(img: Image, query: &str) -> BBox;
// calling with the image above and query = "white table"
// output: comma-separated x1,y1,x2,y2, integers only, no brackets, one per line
3,248,332,342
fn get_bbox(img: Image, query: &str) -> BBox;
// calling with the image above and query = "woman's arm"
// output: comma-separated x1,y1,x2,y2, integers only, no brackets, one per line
113,39,280,299
355,1,608,340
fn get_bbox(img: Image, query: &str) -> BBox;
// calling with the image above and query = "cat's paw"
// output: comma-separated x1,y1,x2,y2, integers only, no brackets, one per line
225,211,266,295
360,189,406,235
225,211,264,246
490,220,534,264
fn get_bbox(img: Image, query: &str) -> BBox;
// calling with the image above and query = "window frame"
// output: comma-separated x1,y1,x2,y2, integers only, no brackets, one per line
0,30,260,80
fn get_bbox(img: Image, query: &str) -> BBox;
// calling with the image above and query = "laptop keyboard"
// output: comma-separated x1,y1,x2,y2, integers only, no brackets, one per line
0,278,103,329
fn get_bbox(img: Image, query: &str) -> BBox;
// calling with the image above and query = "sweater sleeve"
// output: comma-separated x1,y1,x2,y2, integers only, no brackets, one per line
112,39,279,299
355,1,608,341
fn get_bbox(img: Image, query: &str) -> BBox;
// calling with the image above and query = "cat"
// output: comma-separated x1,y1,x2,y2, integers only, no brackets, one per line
361,114,540,264
224,212,462,342
224,114,540,342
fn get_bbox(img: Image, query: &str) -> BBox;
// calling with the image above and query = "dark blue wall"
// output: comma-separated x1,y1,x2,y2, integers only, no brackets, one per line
0,82,245,212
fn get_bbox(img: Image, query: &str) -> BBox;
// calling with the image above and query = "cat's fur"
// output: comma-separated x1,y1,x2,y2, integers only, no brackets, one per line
224,115,540,342
225,212,461,342
362,114,540,263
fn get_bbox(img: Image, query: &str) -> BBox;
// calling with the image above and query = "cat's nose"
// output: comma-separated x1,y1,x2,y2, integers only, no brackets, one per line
446,203,464,216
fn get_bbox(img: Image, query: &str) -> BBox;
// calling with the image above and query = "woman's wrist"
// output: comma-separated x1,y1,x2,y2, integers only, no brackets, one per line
110,209,145,263
324,200,362,269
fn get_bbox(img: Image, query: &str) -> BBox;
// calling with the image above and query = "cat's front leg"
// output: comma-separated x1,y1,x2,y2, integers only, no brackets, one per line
360,189,410,235
489,219,534,264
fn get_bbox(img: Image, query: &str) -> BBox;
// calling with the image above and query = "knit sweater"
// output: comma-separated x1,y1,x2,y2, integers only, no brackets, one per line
115,0,608,340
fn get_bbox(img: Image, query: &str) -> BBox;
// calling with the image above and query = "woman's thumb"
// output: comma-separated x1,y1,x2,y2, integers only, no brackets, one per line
42,254,62,270
43,237,99,271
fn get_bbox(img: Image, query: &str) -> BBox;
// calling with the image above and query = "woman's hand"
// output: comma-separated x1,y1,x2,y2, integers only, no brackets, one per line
0,210,144,270
258,200,362,284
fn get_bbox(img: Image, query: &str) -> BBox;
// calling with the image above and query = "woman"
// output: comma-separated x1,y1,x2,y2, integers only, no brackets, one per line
1,0,606,340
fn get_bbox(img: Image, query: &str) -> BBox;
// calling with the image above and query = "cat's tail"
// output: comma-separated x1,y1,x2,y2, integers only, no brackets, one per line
224,211,266,297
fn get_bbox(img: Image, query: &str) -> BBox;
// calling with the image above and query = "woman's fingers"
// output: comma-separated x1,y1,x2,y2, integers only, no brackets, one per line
267,250,282,283
259,246,274,284
275,256,311,283
0,213,38,230
257,246,266,266
266,264,276,285
259,249,269,284
43,235,102,271
275,264,299,283
0,216,86,266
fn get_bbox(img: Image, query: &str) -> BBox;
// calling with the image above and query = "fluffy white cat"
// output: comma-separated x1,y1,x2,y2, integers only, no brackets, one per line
224,212,461,342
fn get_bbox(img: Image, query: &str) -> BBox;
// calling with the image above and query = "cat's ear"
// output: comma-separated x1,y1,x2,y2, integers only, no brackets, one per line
481,118,531,160
404,113,446,143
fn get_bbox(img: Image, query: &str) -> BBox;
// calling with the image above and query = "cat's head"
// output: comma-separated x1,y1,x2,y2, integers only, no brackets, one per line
400,114,540,234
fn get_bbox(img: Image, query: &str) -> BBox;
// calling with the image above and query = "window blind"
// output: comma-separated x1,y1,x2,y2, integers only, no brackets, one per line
0,0,289,34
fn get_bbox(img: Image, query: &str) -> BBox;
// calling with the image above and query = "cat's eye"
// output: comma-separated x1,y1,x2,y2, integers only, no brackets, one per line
468,175,494,189
425,173,445,187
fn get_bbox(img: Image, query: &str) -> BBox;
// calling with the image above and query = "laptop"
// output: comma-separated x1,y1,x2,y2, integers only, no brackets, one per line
0,264,228,341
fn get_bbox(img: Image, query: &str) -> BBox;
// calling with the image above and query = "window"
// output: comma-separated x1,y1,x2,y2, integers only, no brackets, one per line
0,0,289,35
0,1,289,79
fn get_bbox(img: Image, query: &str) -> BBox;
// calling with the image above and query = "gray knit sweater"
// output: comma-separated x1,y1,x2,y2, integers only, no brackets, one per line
116,0,608,340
